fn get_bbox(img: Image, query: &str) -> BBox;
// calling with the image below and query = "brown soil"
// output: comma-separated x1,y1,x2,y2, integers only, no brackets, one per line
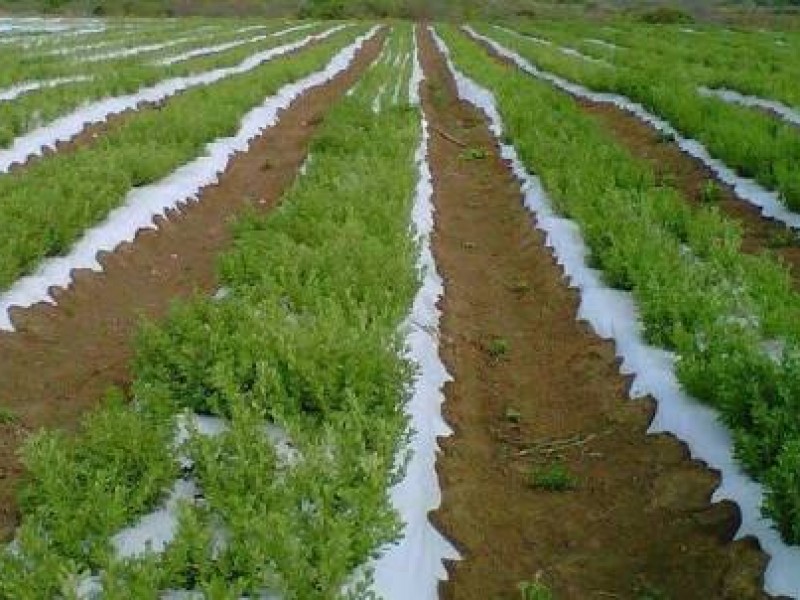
419,27,771,600
576,99,800,284
0,32,384,541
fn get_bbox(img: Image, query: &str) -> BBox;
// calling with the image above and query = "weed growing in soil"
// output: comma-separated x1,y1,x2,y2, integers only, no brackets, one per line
459,146,488,160
508,278,531,294
518,578,555,599
768,227,799,249
699,180,723,203
529,462,577,491
504,406,522,424
487,336,510,360
0,406,18,425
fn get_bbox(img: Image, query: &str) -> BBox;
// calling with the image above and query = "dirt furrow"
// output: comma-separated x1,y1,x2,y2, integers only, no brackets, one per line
419,27,770,600
0,31,384,542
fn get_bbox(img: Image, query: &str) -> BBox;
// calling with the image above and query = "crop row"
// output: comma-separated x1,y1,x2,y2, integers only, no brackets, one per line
0,26,359,293
0,21,328,148
479,24,800,211
505,19,800,106
0,22,221,84
532,18,800,115
1,25,434,600
437,24,800,546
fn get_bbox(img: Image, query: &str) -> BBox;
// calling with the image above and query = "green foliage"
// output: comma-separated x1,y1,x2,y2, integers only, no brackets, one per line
528,462,578,491
3,26,425,597
0,406,18,425
440,24,800,542
486,336,510,359
0,21,319,147
484,23,800,210
0,27,355,292
519,579,555,600
459,146,488,160
638,7,694,25
0,388,178,592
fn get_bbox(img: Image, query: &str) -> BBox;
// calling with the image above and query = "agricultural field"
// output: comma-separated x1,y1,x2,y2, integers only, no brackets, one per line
0,10,798,600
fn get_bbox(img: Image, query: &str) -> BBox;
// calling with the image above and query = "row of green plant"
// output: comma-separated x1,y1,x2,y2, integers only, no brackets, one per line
505,19,800,109
15,21,203,51
350,19,413,109
0,20,326,148
0,25,359,291
2,25,428,598
0,21,233,86
478,24,800,212
438,25,800,543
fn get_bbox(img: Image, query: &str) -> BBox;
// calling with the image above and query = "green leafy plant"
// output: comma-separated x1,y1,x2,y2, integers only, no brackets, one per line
437,23,800,541
0,405,18,425
459,146,488,160
0,26,358,291
528,462,578,491
2,24,427,596
487,336,510,360
699,180,723,204
518,577,555,600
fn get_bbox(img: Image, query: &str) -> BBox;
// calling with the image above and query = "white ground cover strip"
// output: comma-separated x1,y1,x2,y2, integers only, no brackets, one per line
154,33,274,66
41,37,127,56
78,32,212,63
110,415,297,561
155,23,318,66
0,25,106,46
0,75,92,102
466,27,800,231
0,24,362,332
494,26,610,66
371,29,459,599
0,25,347,175
584,37,620,50
558,45,608,64
372,83,387,113
434,27,800,599
36,27,168,56
698,86,800,127
0,21,104,35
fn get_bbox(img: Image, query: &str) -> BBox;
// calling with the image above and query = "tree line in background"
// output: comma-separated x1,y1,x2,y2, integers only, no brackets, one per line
0,0,504,18
0,0,797,32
